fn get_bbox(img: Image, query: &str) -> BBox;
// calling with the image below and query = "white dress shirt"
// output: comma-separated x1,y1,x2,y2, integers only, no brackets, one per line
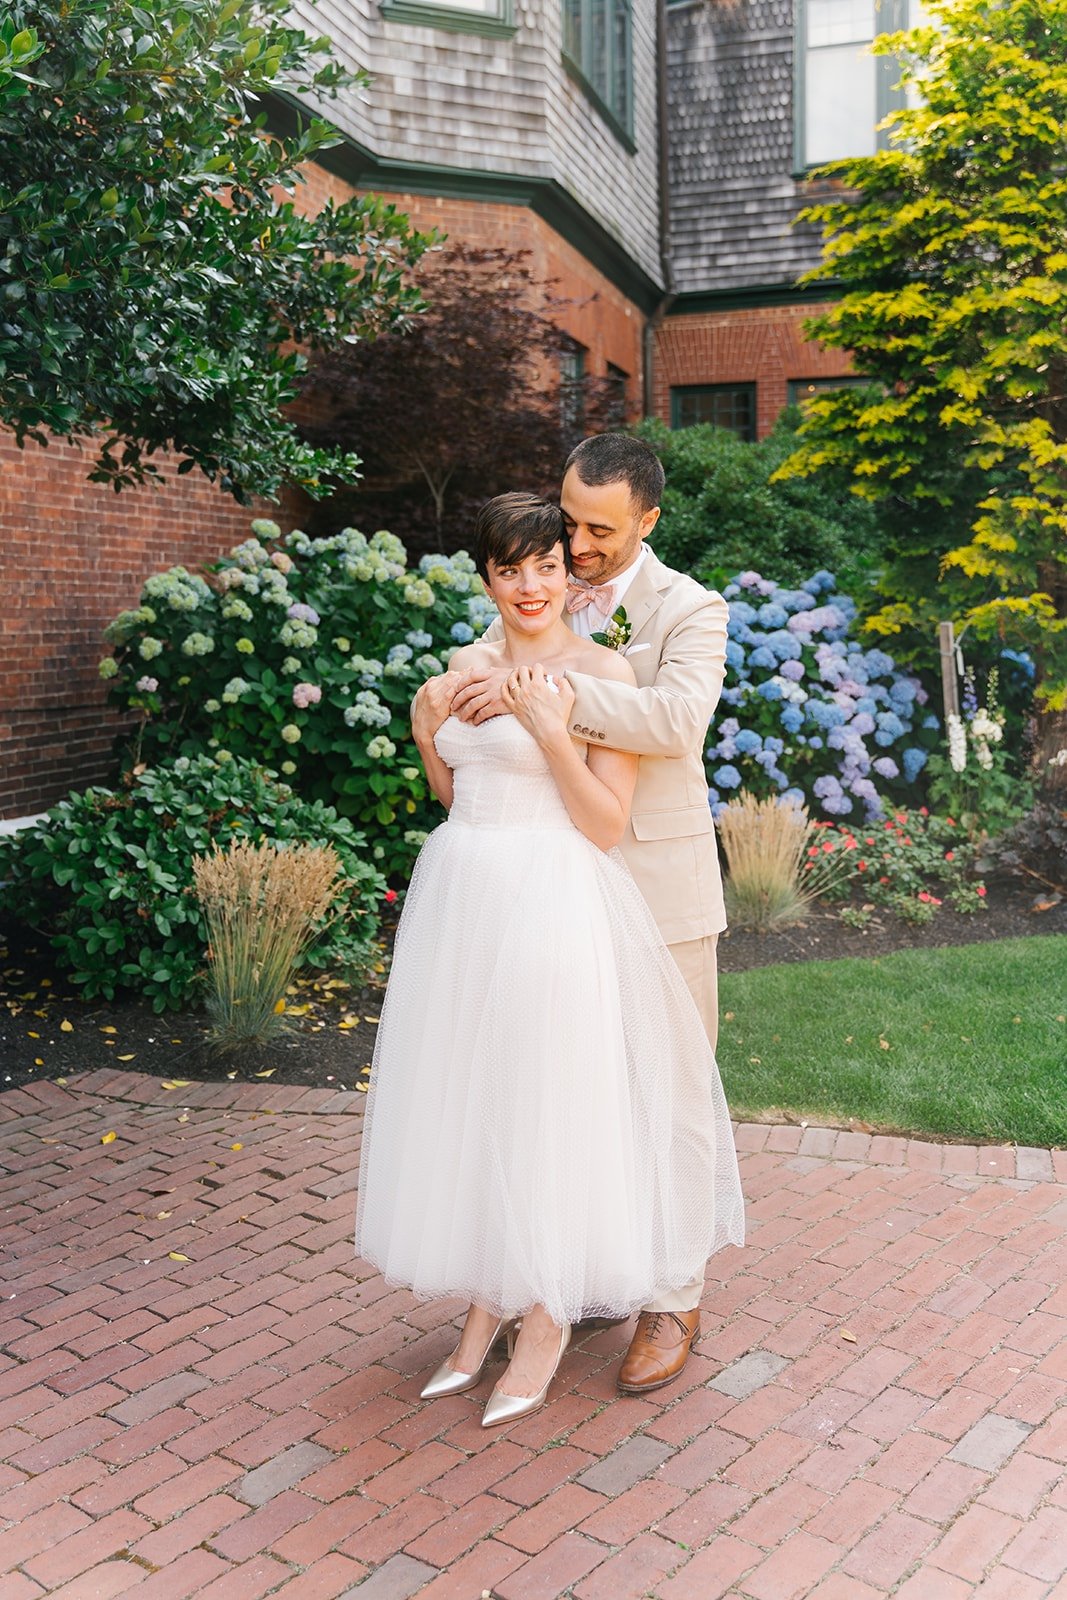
567,544,650,640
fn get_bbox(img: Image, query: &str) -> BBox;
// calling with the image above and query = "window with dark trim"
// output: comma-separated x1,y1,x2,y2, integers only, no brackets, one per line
671,384,757,441
788,377,870,406
562,0,633,141
560,341,587,432
379,0,515,39
795,0,927,169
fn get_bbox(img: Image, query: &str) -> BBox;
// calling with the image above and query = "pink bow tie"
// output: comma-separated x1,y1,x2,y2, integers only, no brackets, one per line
566,581,617,617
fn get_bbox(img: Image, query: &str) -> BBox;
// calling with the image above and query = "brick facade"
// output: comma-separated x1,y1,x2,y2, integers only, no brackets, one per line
1,181,647,821
653,302,854,440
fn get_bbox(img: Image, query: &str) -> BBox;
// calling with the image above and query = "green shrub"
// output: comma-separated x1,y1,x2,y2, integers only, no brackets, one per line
0,755,386,1011
98,521,496,878
638,412,886,599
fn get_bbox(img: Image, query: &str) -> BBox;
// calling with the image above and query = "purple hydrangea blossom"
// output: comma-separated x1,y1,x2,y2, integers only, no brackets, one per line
710,567,936,822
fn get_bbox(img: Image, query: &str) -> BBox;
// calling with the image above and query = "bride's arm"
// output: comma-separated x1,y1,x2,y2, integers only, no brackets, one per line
411,670,462,810
503,660,638,852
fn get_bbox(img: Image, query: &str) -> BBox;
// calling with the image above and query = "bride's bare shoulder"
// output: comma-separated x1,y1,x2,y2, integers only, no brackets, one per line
570,638,637,687
449,640,504,674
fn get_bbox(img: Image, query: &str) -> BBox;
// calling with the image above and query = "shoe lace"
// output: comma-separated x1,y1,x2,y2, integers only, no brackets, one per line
643,1312,692,1343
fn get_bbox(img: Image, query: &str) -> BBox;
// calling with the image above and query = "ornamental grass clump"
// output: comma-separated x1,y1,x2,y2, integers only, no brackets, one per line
193,841,340,1050
715,790,848,931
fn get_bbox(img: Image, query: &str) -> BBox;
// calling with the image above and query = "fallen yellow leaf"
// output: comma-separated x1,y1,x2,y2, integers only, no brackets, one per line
168,1252,190,1262
364,1016,379,1025
34,1058,43,1066
60,1020,73,1033
878,1039,890,1050
27,1031,39,1039
101,1131,117,1144
156,1210,172,1219
273,999,286,1014
840,1329,857,1343
100,1025,117,1035
117,1054,135,1061
55,1077,67,1086
177,1114,189,1124
254,1068,275,1078
230,1143,243,1151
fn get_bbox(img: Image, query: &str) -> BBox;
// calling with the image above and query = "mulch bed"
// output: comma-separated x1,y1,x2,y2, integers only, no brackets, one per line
1,879,1063,1097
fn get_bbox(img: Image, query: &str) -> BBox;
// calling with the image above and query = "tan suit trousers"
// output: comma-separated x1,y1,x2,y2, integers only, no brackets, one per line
645,932,720,1315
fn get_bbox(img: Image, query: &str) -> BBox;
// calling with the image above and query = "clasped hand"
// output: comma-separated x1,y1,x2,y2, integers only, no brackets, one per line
500,664,574,745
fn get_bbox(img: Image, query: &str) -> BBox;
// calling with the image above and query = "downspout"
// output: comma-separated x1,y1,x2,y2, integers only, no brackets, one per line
643,0,677,418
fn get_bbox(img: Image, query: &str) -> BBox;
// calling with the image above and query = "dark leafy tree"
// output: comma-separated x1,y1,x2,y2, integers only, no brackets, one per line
303,243,626,551
0,0,432,500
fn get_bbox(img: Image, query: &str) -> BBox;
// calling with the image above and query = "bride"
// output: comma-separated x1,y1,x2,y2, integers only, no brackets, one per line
355,492,743,1428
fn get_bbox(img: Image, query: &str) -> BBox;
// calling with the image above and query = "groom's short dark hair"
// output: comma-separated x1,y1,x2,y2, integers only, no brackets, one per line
565,433,665,516
473,493,567,581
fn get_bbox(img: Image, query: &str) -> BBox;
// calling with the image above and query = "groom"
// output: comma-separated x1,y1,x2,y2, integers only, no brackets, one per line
451,432,731,1394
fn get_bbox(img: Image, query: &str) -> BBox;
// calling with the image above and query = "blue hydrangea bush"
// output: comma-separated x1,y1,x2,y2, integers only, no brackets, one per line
100,521,496,878
709,570,938,819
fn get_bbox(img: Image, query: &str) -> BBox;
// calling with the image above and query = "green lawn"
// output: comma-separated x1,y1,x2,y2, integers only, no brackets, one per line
718,935,1067,1147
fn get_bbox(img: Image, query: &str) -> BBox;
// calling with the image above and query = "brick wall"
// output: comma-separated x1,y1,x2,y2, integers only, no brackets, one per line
1,178,647,821
653,302,853,438
0,433,302,819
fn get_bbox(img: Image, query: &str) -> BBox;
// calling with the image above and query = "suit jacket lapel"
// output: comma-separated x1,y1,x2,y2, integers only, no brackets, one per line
621,547,672,644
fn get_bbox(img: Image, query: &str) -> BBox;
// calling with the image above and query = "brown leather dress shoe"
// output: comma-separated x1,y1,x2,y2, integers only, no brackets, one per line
617,1310,700,1394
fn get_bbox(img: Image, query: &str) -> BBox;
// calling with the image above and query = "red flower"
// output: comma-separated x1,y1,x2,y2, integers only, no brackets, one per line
822,841,835,853
946,817,956,827
903,837,913,846
919,806,929,816
865,836,875,845
858,860,867,871
895,811,908,823
383,889,398,904
977,885,987,897
808,846,820,858
918,892,941,905
879,876,890,885
944,850,954,862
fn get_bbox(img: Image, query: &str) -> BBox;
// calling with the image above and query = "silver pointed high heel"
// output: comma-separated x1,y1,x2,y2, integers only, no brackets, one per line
420,1317,518,1400
481,1320,571,1428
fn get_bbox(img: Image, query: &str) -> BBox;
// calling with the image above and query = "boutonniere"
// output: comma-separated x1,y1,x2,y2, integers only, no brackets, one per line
592,606,632,652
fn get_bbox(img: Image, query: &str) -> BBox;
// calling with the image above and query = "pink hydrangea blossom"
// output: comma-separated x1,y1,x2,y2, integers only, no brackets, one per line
292,682,322,710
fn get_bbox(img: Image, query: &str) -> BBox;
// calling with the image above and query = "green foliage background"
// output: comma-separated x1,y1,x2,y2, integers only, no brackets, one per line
0,0,430,499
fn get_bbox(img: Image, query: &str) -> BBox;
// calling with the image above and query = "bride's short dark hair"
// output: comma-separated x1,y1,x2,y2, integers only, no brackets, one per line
473,493,568,581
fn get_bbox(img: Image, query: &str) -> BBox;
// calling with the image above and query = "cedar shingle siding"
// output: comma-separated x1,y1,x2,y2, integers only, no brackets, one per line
666,0,824,294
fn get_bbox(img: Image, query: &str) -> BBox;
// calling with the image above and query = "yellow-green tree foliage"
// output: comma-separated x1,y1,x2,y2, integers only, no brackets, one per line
779,0,1067,708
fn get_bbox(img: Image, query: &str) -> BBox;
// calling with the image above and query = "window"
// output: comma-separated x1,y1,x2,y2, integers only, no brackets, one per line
380,0,515,38
797,0,925,168
562,0,633,139
605,362,629,424
671,384,756,441
560,341,587,432
788,377,871,406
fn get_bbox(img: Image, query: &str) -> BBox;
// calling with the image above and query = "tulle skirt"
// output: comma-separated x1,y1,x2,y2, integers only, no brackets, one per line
355,817,744,1324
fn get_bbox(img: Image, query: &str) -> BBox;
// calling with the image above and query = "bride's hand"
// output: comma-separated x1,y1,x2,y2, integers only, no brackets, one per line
411,669,464,745
501,664,573,745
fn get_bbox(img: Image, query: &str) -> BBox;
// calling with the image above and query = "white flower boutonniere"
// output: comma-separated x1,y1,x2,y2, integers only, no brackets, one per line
591,606,632,652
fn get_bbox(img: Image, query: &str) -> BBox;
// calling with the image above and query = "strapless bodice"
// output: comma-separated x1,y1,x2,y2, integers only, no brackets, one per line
434,715,574,831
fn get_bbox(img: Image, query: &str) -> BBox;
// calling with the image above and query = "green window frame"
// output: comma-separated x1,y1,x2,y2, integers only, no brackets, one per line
561,0,634,147
794,0,916,171
379,0,517,40
787,376,870,407
670,384,756,441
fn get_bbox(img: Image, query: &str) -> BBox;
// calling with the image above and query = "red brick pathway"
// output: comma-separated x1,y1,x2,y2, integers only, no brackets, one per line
0,1072,1064,1599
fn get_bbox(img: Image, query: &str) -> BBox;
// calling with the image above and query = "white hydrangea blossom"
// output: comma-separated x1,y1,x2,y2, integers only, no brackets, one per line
947,712,967,773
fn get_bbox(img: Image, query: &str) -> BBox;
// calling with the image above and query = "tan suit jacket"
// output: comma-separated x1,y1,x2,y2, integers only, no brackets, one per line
484,546,728,944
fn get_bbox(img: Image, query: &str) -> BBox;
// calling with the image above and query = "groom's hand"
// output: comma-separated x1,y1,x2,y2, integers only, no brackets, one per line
451,666,510,724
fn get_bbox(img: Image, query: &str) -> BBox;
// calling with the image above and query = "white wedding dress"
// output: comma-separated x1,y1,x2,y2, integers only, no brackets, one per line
355,714,745,1325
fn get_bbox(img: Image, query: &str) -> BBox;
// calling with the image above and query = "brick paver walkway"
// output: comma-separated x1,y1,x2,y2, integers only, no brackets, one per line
0,1072,1064,1600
